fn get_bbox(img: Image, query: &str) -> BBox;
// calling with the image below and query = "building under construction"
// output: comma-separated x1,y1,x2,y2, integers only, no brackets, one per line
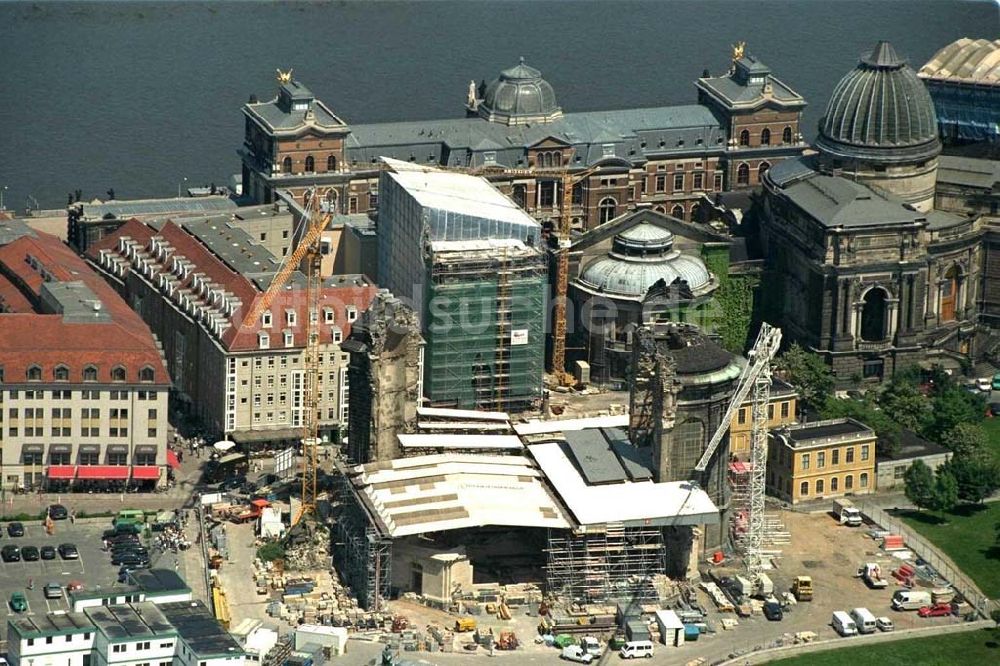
376,158,546,412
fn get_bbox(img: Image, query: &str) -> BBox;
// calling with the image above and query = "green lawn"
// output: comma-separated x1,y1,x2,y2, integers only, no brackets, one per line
897,502,1000,598
981,417,1000,459
769,629,1000,665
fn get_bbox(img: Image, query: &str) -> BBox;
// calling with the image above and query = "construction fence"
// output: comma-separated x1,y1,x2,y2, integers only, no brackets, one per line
855,499,996,618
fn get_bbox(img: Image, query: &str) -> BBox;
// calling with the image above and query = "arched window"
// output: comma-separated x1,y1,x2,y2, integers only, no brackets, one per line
761,128,771,146
758,161,771,181
739,129,750,146
782,126,793,144
861,288,888,342
111,366,126,382
940,265,961,322
654,206,666,214
691,203,702,222
304,155,315,173
816,479,824,495
139,366,155,383
737,163,750,186
553,151,562,167
54,365,69,382
800,481,809,497
860,472,869,488
845,474,854,490
671,204,684,219
26,365,41,381
327,155,337,172
281,157,292,174
83,365,98,382
598,197,617,225
831,476,839,492
324,189,338,213
512,185,526,208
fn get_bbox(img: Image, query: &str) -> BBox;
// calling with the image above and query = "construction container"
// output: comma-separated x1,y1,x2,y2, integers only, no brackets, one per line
625,620,650,642
683,625,700,642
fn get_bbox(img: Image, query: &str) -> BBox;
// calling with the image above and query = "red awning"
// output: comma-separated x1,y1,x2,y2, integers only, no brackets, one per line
47,465,77,479
77,465,130,480
166,450,181,470
131,466,161,480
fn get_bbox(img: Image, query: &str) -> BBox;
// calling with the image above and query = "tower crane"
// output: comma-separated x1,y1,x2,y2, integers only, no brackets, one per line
243,187,331,525
694,323,782,584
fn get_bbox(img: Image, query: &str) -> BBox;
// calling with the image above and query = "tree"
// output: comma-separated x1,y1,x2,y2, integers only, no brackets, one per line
940,456,1000,505
940,423,990,459
931,467,959,516
878,379,931,432
256,541,285,563
821,396,901,457
923,387,984,443
775,343,834,411
904,459,936,512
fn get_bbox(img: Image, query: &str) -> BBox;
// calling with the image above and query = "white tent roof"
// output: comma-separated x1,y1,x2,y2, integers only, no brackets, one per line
397,434,523,450
513,414,630,436
416,406,510,422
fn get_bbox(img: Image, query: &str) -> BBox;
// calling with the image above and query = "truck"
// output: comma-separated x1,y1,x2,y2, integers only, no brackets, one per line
860,563,888,589
791,576,813,601
833,499,863,526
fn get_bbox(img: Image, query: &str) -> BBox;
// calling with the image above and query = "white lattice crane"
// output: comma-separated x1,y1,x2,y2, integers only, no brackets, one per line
694,323,782,584
243,187,331,525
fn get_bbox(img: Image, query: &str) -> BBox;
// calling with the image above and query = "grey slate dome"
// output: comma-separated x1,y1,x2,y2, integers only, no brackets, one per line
479,58,563,126
816,41,941,164
578,223,713,299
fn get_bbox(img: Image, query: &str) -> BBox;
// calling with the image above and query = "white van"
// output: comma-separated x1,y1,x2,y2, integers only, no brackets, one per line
619,640,654,659
892,590,932,611
850,607,877,634
832,610,858,636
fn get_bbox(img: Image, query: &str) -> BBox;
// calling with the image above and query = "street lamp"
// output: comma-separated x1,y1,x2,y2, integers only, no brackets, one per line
1,185,8,212
177,177,188,198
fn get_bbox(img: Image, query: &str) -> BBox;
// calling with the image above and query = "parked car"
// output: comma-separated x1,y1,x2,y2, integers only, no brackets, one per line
976,377,992,392
48,504,68,520
9,592,27,613
21,546,39,561
7,522,24,537
989,402,1000,417
560,645,594,663
763,601,784,621
918,603,953,617
876,616,894,632
1,545,21,562
993,373,1000,391
219,476,247,492
39,545,56,560
58,543,79,560
112,553,149,567
43,583,62,600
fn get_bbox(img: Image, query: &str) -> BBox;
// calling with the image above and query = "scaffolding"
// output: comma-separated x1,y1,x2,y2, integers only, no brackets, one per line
545,523,666,603
424,242,546,412
728,461,752,548
333,470,393,611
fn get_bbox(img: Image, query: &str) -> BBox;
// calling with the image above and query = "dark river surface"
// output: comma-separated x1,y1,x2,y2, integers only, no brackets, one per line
0,0,996,210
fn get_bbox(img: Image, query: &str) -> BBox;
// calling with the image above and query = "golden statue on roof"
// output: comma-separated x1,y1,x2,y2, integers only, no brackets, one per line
276,68,294,84
732,41,746,61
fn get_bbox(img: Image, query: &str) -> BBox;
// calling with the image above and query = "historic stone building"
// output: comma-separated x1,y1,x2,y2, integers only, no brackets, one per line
761,41,988,382
239,47,806,229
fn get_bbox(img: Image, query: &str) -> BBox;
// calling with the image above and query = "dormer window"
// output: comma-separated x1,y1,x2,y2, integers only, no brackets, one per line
54,365,70,382
258,332,270,350
284,330,294,348
83,366,98,382
261,311,272,328
346,306,358,323
26,365,42,381
286,309,297,326
293,102,309,111
323,307,335,324
139,367,155,383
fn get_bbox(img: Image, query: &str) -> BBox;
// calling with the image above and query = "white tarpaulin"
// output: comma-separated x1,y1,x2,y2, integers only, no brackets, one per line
213,440,236,452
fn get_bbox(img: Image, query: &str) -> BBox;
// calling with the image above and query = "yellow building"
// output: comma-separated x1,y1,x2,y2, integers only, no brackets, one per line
729,378,798,456
766,418,876,504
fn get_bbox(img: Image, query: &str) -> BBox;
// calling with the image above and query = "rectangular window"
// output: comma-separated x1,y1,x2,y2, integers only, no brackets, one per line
832,449,840,465
780,401,789,419
673,173,684,191
693,172,704,189
737,408,746,425
846,447,855,464
894,465,906,479
767,404,774,420
801,453,810,470
601,144,615,157
654,174,666,192
861,444,870,461
714,172,723,190
817,451,825,468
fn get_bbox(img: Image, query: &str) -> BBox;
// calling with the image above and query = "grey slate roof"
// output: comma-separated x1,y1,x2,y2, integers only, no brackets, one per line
698,74,803,107
877,428,950,462
245,80,347,133
696,56,805,110
180,217,281,276
938,155,1000,190
159,600,244,658
347,104,726,169
563,429,630,485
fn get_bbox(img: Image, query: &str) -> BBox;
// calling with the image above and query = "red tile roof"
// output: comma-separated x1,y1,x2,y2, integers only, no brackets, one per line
88,218,380,353
0,230,170,386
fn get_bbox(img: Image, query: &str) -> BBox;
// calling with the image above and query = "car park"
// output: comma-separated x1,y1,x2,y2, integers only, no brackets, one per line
48,504,68,520
918,603,953,617
58,543,79,560
763,601,784,621
876,616,894,632
7,522,25,537
2,545,21,562
40,545,56,560
21,546,39,561
9,592,27,612
560,645,594,663
43,583,62,600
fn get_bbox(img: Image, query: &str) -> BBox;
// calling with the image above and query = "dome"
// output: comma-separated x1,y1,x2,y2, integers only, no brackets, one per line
479,58,562,126
578,225,713,299
920,37,1000,86
816,41,940,164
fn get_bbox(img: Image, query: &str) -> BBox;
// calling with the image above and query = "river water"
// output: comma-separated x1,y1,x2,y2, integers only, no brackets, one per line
0,0,996,210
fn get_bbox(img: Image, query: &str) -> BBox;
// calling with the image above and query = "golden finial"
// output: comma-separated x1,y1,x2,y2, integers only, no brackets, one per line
732,41,746,62
276,68,294,84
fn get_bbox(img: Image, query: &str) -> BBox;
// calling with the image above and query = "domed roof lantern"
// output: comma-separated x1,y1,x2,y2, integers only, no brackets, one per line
862,40,903,68
477,57,563,126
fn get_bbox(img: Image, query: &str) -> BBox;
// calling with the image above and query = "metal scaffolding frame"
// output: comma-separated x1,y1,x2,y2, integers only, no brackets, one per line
333,470,393,611
545,523,666,603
